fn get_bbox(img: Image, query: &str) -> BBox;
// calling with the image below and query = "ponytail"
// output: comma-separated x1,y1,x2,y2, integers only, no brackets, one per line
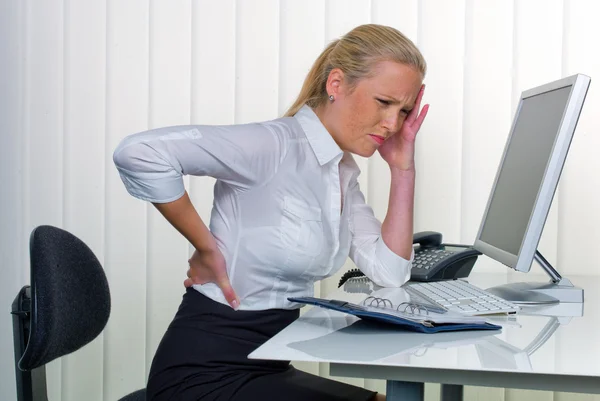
284,40,339,117
283,24,426,117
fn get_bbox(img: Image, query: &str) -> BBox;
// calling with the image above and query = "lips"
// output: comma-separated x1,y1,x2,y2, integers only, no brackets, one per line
368,134,385,146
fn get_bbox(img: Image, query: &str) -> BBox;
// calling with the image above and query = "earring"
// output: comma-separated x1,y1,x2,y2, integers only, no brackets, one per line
329,94,334,101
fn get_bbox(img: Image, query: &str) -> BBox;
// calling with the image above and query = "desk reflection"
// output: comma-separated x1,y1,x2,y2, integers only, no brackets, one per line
288,317,497,363
286,279,583,371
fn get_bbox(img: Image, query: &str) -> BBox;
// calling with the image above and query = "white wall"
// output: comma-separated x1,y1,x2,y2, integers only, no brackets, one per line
2,0,600,400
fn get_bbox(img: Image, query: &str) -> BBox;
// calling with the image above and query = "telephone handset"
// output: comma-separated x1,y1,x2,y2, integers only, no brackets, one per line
411,231,481,282
338,231,482,287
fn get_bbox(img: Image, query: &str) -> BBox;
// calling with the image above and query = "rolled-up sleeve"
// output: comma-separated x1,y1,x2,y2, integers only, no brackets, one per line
347,179,413,287
113,123,285,203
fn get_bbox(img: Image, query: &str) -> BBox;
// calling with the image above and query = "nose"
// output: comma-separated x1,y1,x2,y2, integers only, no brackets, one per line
381,112,401,134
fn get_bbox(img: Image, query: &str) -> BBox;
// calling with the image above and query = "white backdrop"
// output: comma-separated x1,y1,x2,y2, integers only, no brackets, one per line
2,1,600,400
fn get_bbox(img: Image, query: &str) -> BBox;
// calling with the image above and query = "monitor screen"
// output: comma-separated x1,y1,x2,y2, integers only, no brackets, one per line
478,86,571,255
474,74,590,273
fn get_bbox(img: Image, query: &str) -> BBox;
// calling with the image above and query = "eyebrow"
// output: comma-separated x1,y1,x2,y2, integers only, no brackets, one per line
378,94,415,110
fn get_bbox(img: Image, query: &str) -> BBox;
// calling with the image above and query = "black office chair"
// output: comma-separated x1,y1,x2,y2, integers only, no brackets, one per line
11,225,146,401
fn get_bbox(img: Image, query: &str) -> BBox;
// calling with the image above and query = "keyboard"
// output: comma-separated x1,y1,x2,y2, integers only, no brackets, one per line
406,280,520,316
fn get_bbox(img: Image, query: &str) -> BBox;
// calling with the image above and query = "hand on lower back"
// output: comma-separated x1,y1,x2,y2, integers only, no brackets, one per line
185,248,240,310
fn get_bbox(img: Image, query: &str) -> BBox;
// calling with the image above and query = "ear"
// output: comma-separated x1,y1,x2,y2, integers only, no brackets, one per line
326,68,345,98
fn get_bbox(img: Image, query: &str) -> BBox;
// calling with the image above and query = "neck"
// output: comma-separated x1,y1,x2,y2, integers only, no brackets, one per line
313,104,344,150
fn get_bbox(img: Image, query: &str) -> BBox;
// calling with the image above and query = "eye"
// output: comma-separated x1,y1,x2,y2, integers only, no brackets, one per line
376,98,391,106
400,108,410,115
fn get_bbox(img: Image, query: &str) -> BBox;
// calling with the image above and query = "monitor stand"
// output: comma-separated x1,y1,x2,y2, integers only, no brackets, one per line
485,250,584,305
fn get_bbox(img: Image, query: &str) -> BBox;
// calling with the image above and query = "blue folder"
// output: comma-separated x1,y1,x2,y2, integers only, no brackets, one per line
289,297,502,334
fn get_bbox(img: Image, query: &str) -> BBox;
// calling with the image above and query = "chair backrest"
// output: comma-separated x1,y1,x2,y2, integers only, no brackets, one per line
18,225,111,370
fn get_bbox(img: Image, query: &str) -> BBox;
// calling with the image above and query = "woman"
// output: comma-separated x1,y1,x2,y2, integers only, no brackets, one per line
114,23,428,401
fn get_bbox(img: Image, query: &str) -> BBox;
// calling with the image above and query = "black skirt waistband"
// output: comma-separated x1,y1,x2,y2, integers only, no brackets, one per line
171,288,300,342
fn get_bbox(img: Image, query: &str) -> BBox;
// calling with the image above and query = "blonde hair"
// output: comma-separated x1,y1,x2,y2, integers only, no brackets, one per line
284,24,426,117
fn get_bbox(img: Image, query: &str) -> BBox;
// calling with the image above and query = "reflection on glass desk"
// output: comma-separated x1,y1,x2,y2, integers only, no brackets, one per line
347,277,582,369
288,316,498,363
250,273,594,381
286,307,572,373
250,273,599,401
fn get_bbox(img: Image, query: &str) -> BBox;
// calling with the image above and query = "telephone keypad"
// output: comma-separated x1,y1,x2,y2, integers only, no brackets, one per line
414,248,455,270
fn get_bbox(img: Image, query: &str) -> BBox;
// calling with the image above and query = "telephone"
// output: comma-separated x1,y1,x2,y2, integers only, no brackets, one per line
338,231,482,287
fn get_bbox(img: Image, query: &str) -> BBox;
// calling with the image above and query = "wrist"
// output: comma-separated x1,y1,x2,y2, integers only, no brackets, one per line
390,164,416,177
387,138,416,171
196,244,219,254
194,237,220,253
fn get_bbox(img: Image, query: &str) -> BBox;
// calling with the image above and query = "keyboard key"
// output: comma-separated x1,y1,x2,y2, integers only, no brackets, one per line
408,280,520,316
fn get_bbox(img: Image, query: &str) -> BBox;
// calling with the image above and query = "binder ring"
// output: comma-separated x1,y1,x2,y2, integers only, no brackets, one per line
362,297,433,316
398,302,430,315
363,296,393,308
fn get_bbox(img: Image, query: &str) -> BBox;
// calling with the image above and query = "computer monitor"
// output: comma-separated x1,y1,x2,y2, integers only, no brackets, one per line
473,74,590,305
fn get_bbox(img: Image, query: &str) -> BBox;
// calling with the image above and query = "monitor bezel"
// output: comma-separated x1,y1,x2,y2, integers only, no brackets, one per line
473,74,590,273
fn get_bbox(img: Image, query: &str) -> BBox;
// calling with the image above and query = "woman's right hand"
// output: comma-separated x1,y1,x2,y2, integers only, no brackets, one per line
185,248,240,310
150,191,240,309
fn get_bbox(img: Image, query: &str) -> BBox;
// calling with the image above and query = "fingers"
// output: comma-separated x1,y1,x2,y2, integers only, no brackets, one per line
407,84,426,125
184,281,239,310
214,271,240,310
185,268,209,286
186,250,240,310
184,272,239,310
220,280,240,310
184,276,205,287
413,103,430,131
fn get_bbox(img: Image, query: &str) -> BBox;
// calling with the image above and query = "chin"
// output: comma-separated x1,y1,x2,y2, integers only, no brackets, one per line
353,146,377,158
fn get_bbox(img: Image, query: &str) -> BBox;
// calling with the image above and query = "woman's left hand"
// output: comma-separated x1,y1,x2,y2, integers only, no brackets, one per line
378,85,429,170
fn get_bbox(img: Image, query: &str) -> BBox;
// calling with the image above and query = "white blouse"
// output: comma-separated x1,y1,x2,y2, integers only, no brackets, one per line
113,105,413,310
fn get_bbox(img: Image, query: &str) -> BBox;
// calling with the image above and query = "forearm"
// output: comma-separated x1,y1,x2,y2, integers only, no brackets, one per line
152,191,217,253
380,166,415,260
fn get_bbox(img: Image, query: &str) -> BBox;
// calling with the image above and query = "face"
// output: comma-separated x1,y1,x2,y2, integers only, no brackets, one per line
318,61,423,157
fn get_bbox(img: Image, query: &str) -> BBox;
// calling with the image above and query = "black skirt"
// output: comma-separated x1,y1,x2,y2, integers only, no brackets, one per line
147,288,377,401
